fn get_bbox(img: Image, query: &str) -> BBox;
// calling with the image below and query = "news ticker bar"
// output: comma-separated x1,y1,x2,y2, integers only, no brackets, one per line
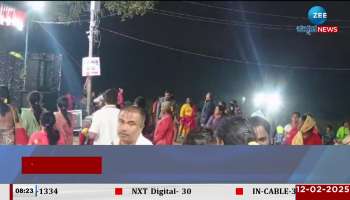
1,184,350,200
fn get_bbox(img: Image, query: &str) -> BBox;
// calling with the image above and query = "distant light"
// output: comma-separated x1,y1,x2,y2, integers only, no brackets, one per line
9,51,24,60
27,1,45,12
242,96,246,104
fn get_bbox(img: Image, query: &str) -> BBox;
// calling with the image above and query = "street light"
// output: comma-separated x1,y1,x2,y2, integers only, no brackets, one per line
266,93,282,113
253,93,265,108
23,1,45,92
242,96,246,104
26,1,45,12
253,92,283,113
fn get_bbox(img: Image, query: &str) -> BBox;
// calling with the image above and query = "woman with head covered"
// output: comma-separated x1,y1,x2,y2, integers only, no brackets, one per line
291,113,322,145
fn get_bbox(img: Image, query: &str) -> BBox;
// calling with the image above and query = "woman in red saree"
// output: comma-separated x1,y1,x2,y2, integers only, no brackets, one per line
154,102,175,145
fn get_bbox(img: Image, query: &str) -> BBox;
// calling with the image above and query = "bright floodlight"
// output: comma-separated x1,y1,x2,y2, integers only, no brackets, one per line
27,1,45,12
253,92,282,113
253,93,264,107
266,93,282,113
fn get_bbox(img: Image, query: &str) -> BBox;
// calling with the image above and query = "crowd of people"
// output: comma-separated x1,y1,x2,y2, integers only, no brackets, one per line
0,85,349,146
0,86,73,145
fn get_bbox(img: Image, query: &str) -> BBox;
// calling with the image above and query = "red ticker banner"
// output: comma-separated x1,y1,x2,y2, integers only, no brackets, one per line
0,3,26,31
22,157,103,174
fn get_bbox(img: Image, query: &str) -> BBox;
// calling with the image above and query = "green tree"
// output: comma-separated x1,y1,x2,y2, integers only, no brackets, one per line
40,1,156,22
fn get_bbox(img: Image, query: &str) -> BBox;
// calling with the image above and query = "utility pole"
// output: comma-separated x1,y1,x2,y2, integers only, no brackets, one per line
23,14,30,92
86,1,100,115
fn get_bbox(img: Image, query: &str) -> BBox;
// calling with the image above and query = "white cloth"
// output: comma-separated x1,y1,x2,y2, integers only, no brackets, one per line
93,95,104,103
89,105,120,145
136,133,153,145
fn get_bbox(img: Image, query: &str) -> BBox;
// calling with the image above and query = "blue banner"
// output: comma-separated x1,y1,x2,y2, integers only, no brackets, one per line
0,146,349,183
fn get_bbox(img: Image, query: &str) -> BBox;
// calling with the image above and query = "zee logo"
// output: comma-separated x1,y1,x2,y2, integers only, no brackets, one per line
308,6,327,25
313,13,327,19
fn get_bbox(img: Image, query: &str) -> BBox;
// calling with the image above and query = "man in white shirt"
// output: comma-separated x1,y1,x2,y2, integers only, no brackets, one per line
117,106,153,145
89,89,120,145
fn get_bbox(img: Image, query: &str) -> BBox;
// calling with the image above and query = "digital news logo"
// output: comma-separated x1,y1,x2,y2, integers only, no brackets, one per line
296,6,339,35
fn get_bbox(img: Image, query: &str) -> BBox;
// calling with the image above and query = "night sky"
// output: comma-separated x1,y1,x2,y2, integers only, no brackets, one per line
1,1,350,124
